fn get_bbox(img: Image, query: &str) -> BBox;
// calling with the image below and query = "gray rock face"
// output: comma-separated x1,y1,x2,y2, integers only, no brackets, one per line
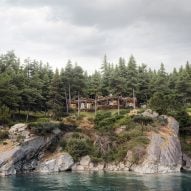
132,117,182,173
38,152,74,173
9,123,30,141
80,155,91,166
72,156,105,171
0,116,187,175
0,123,60,176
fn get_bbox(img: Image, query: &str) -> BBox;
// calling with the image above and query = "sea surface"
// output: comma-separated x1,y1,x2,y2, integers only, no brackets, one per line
0,171,191,191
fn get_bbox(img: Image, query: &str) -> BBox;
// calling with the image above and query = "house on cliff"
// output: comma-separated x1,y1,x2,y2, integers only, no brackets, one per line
69,96,136,111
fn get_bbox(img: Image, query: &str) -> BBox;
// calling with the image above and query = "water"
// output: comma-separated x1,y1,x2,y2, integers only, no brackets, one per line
0,171,191,191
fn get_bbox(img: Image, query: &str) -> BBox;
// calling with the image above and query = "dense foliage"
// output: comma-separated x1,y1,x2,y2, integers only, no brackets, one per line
28,122,76,136
0,51,191,124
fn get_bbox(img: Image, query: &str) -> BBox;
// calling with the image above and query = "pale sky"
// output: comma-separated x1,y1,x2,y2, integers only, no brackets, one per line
0,0,191,73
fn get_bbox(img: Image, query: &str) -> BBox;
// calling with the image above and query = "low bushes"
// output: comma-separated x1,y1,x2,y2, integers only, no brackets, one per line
126,128,142,137
28,122,76,136
66,139,93,161
180,136,191,157
94,111,124,132
60,133,94,161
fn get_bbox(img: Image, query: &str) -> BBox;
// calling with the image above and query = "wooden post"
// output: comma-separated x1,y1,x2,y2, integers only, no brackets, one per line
133,88,136,109
95,97,97,116
65,90,68,113
118,96,120,116
68,83,71,109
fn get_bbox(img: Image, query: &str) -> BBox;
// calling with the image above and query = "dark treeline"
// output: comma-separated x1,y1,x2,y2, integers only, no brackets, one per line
0,51,191,123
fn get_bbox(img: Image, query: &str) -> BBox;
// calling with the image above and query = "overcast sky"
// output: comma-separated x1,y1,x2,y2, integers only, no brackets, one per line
0,0,191,73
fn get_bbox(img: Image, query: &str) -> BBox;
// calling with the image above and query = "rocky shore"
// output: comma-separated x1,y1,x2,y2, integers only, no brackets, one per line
0,111,191,176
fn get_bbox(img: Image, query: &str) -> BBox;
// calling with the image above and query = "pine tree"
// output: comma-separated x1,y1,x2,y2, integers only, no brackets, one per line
48,69,65,119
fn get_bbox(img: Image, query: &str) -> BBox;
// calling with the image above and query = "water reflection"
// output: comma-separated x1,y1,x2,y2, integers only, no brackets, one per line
0,171,190,191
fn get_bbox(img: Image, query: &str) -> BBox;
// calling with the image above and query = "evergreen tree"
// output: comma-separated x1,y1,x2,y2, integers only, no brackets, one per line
48,69,65,119
126,55,138,97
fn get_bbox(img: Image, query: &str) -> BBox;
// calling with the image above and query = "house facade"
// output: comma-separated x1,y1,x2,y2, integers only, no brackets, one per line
69,96,136,111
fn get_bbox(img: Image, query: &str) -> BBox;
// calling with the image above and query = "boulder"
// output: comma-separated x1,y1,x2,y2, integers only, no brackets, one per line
9,123,30,141
38,152,74,173
115,126,126,135
0,132,59,176
9,123,27,134
105,163,119,171
80,155,91,166
142,109,159,119
72,156,91,171
72,156,105,171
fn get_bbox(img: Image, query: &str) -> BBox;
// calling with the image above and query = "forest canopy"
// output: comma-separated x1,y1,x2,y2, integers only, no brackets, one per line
0,51,191,123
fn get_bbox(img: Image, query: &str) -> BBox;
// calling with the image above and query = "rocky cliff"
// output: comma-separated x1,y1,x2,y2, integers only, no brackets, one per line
0,111,190,176
131,117,183,173
0,124,62,176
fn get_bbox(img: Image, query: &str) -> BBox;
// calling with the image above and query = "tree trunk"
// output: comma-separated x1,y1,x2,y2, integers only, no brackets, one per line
68,83,71,109
118,97,120,116
26,106,29,122
95,97,97,116
78,92,80,117
65,90,69,113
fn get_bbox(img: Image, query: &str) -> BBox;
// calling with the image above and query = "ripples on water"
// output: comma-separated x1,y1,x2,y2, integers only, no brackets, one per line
0,171,191,191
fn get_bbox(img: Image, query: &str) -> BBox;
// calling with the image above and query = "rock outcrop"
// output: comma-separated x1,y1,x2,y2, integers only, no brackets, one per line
0,124,60,176
131,117,182,173
142,109,159,119
0,113,188,175
38,152,74,173
72,156,105,171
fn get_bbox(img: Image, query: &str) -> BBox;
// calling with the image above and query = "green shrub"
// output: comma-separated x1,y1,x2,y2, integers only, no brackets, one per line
94,112,112,125
96,117,115,131
174,109,191,128
180,136,191,157
116,116,132,126
66,139,93,161
117,132,131,143
28,122,76,136
119,109,130,115
95,112,124,132
102,145,128,162
91,156,103,163
133,115,154,126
